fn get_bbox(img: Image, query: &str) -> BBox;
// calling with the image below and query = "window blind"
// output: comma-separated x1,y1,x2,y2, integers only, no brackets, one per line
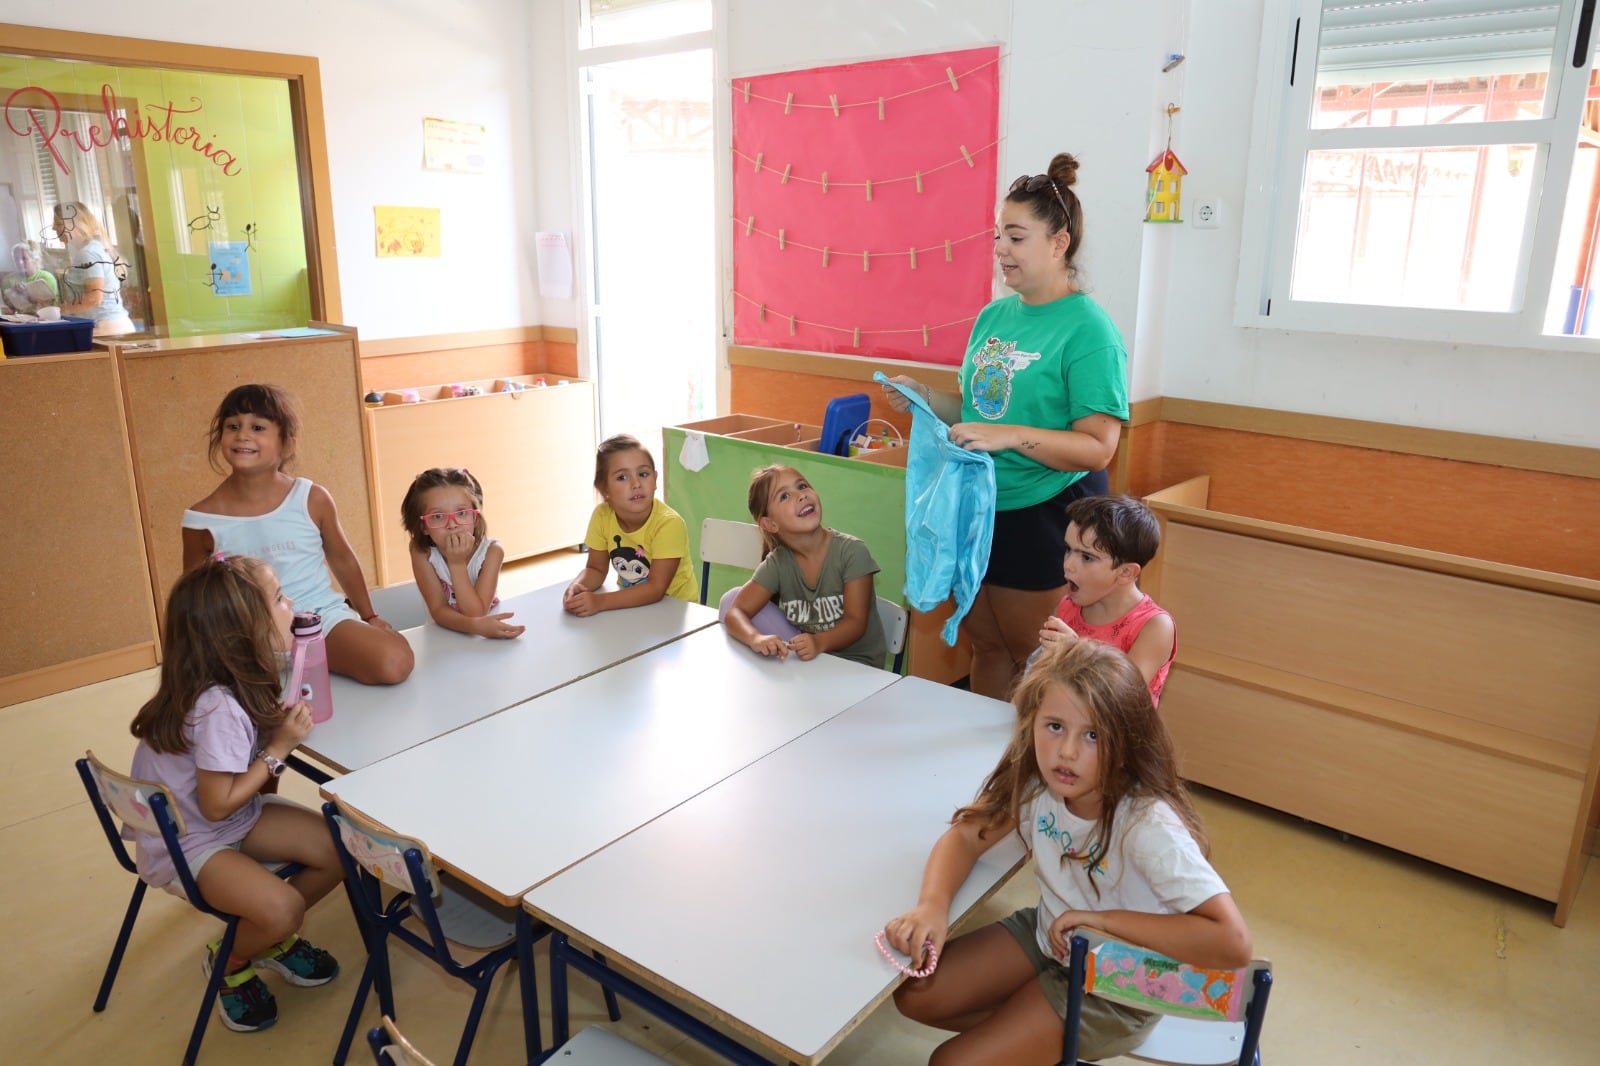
1317,0,1565,83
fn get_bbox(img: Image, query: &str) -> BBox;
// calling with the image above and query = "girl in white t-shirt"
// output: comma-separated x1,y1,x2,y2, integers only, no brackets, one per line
400,467,524,639
883,640,1253,1064
128,555,342,1034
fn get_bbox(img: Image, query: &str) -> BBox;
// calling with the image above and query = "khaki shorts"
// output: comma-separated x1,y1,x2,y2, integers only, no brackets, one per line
998,907,1157,1060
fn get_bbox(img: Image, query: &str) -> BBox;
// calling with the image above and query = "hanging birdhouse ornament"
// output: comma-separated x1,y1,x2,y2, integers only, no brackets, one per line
1145,103,1186,223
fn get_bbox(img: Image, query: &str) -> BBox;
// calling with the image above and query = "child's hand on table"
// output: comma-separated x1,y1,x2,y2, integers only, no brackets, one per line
472,612,526,639
882,903,949,973
748,633,789,660
787,632,821,661
564,585,600,617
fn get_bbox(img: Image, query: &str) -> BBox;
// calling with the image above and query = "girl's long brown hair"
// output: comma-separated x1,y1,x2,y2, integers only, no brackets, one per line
955,640,1208,888
130,556,287,754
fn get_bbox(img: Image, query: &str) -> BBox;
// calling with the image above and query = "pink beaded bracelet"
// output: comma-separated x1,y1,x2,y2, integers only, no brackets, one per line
874,930,939,978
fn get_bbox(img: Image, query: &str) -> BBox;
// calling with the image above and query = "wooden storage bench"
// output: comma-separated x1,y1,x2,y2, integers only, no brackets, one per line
1144,476,1600,926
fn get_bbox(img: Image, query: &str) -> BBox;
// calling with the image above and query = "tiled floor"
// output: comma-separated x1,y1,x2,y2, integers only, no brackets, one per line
7,553,1599,1064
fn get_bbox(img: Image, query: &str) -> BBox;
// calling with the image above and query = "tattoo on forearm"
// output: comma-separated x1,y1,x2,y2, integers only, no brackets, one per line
1019,439,1040,451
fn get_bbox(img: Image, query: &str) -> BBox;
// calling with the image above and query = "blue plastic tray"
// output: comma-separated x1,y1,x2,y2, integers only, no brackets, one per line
0,317,95,357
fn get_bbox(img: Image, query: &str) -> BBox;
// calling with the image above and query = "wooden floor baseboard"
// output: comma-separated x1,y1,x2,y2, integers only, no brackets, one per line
0,643,157,709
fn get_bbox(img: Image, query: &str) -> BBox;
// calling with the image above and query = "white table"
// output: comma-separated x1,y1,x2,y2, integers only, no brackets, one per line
320,624,897,904
300,582,718,773
523,677,1026,1065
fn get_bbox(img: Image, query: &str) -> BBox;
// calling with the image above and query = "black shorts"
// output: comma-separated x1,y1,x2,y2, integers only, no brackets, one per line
983,470,1110,590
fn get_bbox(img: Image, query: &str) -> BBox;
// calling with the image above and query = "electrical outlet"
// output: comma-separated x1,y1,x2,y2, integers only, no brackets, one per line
1192,199,1221,229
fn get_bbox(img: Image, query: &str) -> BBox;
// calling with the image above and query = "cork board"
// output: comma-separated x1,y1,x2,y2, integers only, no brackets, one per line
0,353,158,677
117,332,377,625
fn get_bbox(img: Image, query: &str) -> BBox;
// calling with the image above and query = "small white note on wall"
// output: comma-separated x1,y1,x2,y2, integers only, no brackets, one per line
535,231,573,299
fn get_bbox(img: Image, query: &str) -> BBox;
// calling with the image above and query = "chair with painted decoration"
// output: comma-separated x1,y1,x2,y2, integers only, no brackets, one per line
326,799,625,1066
1061,927,1272,1066
75,751,305,1066
698,516,911,674
324,799,542,1066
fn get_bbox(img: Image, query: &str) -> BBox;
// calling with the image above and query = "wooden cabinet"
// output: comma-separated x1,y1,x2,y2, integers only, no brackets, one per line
365,376,598,586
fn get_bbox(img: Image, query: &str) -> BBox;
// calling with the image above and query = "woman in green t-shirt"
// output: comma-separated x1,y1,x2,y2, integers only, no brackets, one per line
885,151,1128,699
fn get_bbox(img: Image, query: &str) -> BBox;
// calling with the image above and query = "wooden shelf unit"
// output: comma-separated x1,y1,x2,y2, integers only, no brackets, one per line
364,376,598,587
1144,476,1600,926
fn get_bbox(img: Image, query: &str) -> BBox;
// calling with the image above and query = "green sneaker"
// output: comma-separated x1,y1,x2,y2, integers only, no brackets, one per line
254,935,339,987
202,942,278,1032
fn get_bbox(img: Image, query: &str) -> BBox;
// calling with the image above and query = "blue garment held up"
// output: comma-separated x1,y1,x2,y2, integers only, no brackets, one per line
874,372,995,645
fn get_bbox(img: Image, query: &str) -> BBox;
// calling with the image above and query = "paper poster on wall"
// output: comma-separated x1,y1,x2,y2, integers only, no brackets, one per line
423,117,487,173
731,46,1000,365
207,241,251,295
375,206,441,258
535,231,574,299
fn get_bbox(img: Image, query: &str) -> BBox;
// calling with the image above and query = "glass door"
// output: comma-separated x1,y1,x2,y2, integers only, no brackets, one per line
580,46,715,456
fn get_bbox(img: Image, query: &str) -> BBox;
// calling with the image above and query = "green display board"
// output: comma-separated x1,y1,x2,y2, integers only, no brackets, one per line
664,420,907,612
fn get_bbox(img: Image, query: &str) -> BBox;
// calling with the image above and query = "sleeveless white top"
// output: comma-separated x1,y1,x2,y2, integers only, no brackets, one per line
181,477,352,624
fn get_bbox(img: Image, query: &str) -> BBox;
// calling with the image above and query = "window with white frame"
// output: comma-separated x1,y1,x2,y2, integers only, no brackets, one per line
1236,0,1600,344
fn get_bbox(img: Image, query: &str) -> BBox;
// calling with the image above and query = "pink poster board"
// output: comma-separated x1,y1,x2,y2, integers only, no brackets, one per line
732,46,1001,365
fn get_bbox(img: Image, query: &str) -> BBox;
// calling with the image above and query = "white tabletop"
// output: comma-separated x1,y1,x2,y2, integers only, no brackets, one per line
522,677,1025,1065
301,582,718,773
322,625,897,903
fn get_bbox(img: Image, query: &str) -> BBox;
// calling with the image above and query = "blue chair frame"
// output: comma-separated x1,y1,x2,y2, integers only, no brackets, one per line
547,931,766,1065
76,753,304,1066
324,801,624,1066
1061,931,1273,1066
324,800,538,1066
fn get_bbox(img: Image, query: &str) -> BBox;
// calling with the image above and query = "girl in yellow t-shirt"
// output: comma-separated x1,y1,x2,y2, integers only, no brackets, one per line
563,434,699,615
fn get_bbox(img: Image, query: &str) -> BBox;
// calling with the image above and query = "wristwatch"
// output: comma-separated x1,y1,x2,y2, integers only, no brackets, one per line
260,751,288,777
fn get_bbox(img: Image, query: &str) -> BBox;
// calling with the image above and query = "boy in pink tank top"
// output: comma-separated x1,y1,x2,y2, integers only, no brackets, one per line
1033,494,1176,706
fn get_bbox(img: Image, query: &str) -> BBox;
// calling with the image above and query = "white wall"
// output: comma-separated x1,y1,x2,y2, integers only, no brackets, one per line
1163,0,1600,446
6,0,543,340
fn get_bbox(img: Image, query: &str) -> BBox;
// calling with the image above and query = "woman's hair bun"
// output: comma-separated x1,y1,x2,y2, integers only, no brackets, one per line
1049,152,1081,188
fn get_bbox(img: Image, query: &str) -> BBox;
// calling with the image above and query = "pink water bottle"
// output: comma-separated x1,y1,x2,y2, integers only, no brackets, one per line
285,612,334,723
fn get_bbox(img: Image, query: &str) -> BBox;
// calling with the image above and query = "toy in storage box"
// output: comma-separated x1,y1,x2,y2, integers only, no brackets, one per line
0,317,97,357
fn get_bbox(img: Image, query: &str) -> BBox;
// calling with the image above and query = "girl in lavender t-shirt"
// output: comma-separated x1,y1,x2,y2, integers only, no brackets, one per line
127,555,343,1033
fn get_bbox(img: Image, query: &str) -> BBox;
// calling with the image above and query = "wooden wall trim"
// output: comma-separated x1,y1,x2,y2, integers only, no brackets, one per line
1158,397,1600,480
1126,397,1162,427
729,344,961,389
0,643,158,710
359,327,547,358
543,326,579,345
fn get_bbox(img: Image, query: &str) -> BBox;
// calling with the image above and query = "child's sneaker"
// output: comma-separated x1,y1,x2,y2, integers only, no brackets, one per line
202,942,278,1032
253,935,339,987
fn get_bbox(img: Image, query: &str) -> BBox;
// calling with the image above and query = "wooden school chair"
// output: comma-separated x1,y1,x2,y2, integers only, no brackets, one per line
367,1015,438,1066
76,751,305,1066
698,516,910,673
323,799,542,1066
1060,927,1272,1066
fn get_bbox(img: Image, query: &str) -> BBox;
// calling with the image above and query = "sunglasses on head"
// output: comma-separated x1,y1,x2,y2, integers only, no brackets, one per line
1010,173,1071,223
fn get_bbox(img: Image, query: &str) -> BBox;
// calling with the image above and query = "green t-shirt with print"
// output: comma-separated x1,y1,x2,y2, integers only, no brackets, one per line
751,530,887,669
959,292,1128,510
